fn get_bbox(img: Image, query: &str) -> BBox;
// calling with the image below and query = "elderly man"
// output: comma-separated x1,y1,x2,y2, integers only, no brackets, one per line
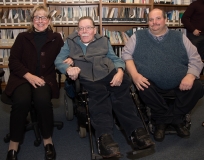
122,8,204,142
55,16,154,158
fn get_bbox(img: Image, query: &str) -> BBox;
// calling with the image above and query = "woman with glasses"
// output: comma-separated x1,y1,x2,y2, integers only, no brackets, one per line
5,5,64,160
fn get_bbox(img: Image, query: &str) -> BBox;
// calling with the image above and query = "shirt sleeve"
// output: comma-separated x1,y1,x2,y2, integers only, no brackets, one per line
182,34,204,78
106,41,125,70
54,40,70,74
121,34,136,61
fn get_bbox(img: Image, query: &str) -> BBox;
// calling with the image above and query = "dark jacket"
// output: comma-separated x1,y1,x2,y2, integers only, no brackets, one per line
5,30,64,98
181,0,204,34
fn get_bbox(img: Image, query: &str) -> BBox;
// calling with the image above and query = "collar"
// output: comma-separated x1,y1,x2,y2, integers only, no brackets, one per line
148,27,169,41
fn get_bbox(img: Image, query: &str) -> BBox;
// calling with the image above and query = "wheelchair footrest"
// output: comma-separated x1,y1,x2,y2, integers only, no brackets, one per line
127,146,155,159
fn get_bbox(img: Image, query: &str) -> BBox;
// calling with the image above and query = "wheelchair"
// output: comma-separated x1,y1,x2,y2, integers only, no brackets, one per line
64,78,103,160
130,85,191,135
64,78,154,159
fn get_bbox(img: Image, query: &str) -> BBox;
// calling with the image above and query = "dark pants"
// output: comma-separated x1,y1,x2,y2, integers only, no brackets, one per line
138,80,203,124
80,70,143,139
10,83,53,142
187,32,204,59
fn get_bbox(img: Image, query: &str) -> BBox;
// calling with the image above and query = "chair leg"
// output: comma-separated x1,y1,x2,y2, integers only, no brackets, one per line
54,121,63,130
32,122,42,147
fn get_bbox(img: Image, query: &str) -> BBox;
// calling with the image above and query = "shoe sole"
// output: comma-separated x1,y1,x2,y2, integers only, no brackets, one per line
154,136,165,142
136,142,155,150
101,152,121,158
177,134,190,138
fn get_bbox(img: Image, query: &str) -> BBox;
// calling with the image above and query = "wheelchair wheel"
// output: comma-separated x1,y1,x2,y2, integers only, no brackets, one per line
64,93,74,121
79,126,86,138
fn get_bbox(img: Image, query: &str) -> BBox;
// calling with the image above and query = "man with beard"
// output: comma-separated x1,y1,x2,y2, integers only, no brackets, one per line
122,8,203,142
181,0,204,59
55,16,155,158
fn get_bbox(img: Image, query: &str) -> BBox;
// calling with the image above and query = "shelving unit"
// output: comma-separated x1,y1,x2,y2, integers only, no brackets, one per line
0,0,191,86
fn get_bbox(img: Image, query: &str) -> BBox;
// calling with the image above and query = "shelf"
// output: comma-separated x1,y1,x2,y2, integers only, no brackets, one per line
0,65,9,69
0,5,35,8
0,46,12,49
53,23,100,27
102,23,148,26
102,2,152,6
47,2,100,5
153,4,189,7
0,26,29,29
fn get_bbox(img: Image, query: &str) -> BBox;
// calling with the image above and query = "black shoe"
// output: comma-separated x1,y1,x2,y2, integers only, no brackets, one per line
44,144,56,160
171,123,190,138
154,124,168,142
131,128,155,150
97,134,120,158
6,150,18,160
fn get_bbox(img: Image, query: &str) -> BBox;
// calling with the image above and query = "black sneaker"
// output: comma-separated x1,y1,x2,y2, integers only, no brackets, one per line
97,134,120,158
131,128,155,150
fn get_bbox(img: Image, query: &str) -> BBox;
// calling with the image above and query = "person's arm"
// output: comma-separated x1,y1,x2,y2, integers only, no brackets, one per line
183,34,204,78
106,41,125,71
8,33,30,77
105,41,124,86
179,34,204,91
54,40,71,74
121,34,150,90
181,3,197,33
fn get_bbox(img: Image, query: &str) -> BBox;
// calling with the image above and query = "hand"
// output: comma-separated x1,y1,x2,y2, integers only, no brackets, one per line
179,74,195,91
63,58,74,66
110,68,124,87
132,73,150,91
66,66,81,80
193,29,201,36
23,73,45,88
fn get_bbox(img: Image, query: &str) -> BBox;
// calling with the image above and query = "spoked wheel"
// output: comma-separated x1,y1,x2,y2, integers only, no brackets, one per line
79,126,86,138
64,93,74,121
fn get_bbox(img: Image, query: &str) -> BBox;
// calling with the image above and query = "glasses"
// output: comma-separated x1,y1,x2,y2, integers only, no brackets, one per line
33,16,49,22
78,26,95,32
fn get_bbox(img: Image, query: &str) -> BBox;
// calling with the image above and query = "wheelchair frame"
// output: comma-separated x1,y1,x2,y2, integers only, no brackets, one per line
64,79,154,159
130,86,192,135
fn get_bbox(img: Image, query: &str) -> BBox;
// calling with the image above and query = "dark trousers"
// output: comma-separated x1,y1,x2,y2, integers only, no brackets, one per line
138,80,203,124
187,32,204,59
80,70,143,139
10,83,53,142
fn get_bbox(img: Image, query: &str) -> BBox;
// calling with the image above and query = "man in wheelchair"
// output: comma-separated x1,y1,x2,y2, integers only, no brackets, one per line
122,9,204,142
55,16,155,158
